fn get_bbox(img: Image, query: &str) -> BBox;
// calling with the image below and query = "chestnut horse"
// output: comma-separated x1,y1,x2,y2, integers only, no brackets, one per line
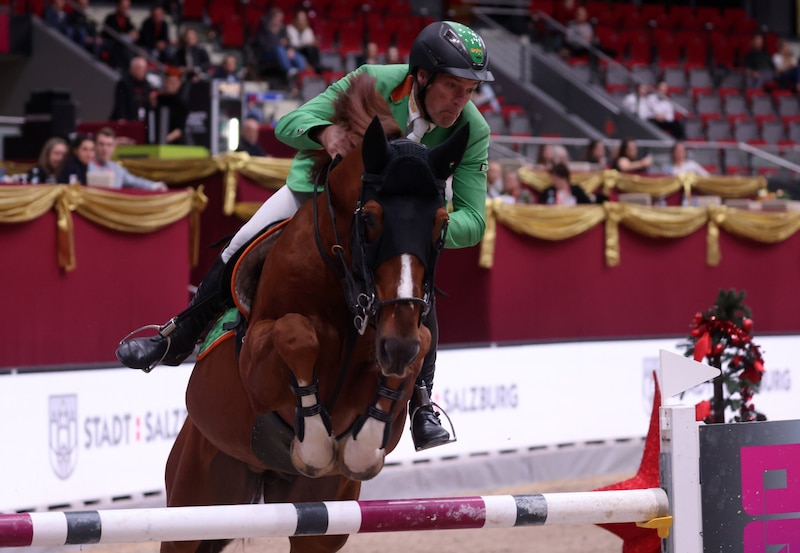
162,74,470,553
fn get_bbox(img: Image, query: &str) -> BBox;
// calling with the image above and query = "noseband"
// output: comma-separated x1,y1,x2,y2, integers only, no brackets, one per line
313,145,447,335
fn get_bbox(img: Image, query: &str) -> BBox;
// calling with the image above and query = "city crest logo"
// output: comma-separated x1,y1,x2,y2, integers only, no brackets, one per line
48,394,78,480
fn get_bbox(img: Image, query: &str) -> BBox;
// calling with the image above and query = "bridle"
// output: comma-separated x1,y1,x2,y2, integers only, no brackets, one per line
312,147,447,336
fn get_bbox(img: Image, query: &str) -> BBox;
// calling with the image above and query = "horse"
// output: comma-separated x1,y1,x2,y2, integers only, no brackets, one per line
162,74,470,553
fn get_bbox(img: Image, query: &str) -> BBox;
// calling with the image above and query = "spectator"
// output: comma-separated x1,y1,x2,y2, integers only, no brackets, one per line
173,28,210,78
386,45,402,64
540,163,593,205
138,4,173,64
155,68,188,144
486,160,503,198
622,83,654,121
533,143,566,170
213,54,242,82
499,168,534,204
553,0,577,26
58,134,95,185
612,139,653,174
110,56,154,121
665,142,709,177
356,41,382,67
772,39,796,72
28,137,68,184
471,82,501,112
43,0,71,38
743,33,775,89
563,5,593,58
89,127,168,190
647,81,685,140
583,139,607,168
286,9,322,74
236,117,267,156
68,0,102,55
102,0,138,70
256,8,306,82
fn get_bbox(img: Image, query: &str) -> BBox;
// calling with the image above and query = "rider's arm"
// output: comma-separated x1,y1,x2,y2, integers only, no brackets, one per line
446,106,490,249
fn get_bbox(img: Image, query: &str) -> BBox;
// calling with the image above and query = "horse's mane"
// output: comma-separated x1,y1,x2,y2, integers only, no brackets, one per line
309,73,402,181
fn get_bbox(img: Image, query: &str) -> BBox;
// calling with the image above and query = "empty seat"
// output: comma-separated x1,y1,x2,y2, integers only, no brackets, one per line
761,120,786,144
631,65,656,85
706,119,732,141
750,95,776,118
777,95,800,117
733,119,759,142
719,70,745,89
508,113,533,136
723,149,749,175
300,75,328,102
483,112,507,135
696,94,722,117
662,67,687,89
691,148,720,171
684,118,705,140
788,122,800,143
688,68,714,89
604,63,630,87
723,95,748,118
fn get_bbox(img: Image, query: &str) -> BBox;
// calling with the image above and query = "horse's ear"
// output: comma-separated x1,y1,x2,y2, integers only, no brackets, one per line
428,123,470,179
362,116,390,173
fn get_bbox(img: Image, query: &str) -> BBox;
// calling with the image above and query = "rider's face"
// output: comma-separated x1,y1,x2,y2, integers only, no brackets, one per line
417,70,480,128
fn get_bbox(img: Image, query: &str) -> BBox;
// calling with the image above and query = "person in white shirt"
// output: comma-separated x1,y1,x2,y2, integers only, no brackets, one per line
646,81,685,139
667,142,709,177
622,83,654,121
286,8,322,73
88,127,167,190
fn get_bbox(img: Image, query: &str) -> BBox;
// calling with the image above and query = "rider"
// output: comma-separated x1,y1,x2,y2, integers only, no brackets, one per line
116,20,494,451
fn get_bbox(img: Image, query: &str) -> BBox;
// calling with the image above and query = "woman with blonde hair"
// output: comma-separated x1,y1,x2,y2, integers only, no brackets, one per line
28,137,69,183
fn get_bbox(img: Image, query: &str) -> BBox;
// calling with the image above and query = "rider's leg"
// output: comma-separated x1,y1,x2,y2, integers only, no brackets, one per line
116,186,312,372
409,303,451,451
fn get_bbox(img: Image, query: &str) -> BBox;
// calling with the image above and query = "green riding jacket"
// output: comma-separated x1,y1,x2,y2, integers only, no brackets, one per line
274,63,490,249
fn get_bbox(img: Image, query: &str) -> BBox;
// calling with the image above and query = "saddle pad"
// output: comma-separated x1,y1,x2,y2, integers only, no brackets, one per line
231,220,289,318
197,307,239,359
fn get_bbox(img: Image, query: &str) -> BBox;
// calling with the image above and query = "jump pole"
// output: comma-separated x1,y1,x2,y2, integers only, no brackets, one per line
0,489,669,547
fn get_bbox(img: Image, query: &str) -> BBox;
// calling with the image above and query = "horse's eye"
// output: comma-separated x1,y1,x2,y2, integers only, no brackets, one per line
361,212,375,228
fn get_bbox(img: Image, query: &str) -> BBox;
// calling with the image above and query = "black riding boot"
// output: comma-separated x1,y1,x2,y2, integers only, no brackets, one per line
116,257,231,372
409,305,452,451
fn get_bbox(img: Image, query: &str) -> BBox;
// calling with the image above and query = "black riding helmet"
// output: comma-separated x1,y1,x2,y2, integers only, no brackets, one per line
409,21,494,83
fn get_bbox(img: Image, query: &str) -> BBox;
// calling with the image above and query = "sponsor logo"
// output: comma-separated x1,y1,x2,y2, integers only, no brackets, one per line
438,384,519,413
49,394,78,480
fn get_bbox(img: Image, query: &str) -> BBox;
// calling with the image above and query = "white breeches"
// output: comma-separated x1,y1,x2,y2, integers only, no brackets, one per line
221,185,314,263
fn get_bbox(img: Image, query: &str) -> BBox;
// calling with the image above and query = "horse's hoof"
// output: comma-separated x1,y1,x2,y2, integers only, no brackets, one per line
289,435,337,477
338,434,385,481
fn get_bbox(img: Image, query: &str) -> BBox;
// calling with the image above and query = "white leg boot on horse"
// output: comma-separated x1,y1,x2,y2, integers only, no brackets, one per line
409,305,454,451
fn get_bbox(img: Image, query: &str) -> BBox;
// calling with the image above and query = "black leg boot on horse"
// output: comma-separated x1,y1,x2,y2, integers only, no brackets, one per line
116,257,231,372
409,304,454,451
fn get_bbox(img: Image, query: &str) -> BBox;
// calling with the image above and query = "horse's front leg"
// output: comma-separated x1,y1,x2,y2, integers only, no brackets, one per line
241,313,336,477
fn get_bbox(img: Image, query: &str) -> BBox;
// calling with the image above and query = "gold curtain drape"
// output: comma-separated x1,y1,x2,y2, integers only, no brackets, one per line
480,200,800,269
0,184,207,272
517,168,766,198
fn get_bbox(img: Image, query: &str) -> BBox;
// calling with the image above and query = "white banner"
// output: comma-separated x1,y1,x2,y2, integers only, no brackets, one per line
1,336,797,512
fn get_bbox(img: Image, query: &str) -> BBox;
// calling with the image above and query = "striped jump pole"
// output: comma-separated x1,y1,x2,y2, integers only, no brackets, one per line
0,489,668,547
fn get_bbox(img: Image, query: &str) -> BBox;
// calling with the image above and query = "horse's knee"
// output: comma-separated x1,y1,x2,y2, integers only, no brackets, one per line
272,314,320,383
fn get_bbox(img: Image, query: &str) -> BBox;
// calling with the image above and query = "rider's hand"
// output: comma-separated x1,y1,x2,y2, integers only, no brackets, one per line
318,125,355,159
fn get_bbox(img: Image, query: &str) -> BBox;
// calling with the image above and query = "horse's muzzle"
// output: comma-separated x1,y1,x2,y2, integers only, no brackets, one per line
377,335,420,377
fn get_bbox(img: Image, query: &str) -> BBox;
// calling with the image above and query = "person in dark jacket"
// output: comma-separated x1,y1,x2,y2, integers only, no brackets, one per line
138,4,173,64
102,0,138,69
236,117,267,156
58,134,95,185
110,56,154,121
540,163,597,205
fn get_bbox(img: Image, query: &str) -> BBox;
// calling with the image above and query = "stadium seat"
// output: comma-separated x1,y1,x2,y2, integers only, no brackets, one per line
760,120,786,144
733,119,759,143
706,119,732,142
483,112,507,135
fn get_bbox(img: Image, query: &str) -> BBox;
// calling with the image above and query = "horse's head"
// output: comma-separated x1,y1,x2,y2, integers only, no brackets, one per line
353,117,470,378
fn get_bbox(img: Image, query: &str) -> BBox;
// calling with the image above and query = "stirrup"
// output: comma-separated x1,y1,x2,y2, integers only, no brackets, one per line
117,320,177,373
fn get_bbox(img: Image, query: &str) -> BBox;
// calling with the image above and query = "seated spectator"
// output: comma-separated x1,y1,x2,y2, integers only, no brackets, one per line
256,8,306,82
647,81,685,140
743,33,775,89
286,9,322,73
583,139,607,168
356,41,382,67
89,127,167,190
155,68,188,144
472,82,501,112
534,144,555,170
68,0,102,55
58,134,95,185
540,163,593,205
138,4,173,64
665,142,709,177
486,160,503,198
562,6,593,58
102,0,138,70
213,54,242,82
43,0,71,38
773,39,797,72
612,139,653,174
110,56,154,121
552,0,577,26
236,117,267,156
622,83,654,121
28,137,68,184
499,168,534,204
386,45,402,64
174,28,211,78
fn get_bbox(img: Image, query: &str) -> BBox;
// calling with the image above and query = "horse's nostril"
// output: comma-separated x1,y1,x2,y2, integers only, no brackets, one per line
379,337,420,369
